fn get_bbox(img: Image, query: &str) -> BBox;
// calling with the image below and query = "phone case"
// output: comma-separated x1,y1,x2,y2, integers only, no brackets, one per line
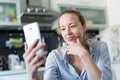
23,22,43,55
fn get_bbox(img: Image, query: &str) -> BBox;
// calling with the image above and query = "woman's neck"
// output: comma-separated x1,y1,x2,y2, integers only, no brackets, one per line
68,54,84,75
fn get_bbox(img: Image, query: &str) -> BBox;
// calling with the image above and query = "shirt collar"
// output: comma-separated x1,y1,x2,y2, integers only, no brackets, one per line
89,46,95,58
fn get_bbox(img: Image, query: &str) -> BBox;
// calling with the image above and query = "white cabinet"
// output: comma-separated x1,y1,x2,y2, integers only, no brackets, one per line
50,0,107,11
78,0,106,7
50,0,108,30
57,4,108,30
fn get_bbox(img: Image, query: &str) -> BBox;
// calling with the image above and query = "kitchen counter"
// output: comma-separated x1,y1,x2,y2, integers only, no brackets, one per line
0,67,45,80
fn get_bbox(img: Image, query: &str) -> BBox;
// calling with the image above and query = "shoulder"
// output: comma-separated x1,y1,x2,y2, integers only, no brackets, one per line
49,48,66,56
89,40,109,59
88,40,109,56
88,40,108,49
46,48,66,62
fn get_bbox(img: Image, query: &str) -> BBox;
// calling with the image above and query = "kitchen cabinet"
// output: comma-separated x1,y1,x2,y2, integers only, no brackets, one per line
50,0,108,30
50,0,107,11
0,0,26,26
57,4,108,30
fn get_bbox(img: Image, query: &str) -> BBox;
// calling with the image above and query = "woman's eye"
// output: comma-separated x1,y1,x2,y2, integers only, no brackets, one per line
61,28,65,31
70,25,76,28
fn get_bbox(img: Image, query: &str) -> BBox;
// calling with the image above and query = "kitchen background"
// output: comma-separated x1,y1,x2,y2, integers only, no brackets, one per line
0,0,120,80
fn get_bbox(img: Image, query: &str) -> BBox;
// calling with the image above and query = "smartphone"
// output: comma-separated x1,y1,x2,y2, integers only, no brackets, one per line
23,22,43,55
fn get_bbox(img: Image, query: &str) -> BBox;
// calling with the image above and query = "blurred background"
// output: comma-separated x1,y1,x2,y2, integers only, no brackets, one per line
0,0,120,80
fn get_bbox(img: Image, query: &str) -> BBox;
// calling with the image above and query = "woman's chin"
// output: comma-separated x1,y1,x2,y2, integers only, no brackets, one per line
66,41,76,44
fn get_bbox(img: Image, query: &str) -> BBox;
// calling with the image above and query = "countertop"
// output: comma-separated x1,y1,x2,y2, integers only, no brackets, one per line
0,67,45,80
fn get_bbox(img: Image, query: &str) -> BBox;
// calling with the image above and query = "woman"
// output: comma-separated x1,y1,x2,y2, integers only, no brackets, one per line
23,9,112,80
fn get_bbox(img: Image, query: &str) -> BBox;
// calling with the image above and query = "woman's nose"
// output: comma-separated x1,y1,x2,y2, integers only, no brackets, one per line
66,28,72,35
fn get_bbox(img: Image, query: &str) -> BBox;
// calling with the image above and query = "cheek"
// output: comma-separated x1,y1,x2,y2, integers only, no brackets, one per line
75,30,84,39
61,33,67,42
74,29,82,36
61,33,65,39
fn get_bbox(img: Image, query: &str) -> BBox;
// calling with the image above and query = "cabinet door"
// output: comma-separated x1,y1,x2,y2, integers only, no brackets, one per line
53,0,106,7
78,0,107,7
51,0,107,12
58,4,108,30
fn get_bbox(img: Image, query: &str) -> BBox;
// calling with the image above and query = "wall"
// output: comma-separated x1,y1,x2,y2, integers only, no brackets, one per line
100,0,120,80
107,0,120,26
100,0,120,59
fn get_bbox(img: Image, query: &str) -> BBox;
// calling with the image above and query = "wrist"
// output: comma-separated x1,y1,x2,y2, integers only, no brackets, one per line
78,49,89,59
29,72,41,80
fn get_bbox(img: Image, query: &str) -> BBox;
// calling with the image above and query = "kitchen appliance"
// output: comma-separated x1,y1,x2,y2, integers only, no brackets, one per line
21,5,59,27
21,0,59,29
8,54,20,70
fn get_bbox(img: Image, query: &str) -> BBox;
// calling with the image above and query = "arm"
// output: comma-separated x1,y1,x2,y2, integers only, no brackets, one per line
97,42,112,80
79,49,102,80
67,39,112,80
23,39,47,80
67,39,101,80
78,42,112,80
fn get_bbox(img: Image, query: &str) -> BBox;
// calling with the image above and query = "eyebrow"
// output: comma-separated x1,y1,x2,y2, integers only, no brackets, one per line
60,22,76,28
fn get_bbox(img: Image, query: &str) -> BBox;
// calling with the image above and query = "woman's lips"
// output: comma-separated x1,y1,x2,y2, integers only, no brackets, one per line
66,36,76,41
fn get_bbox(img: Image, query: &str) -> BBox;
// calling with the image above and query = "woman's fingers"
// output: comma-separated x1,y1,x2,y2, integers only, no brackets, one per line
36,57,46,68
23,39,39,58
25,43,46,63
22,39,47,77
32,43,46,55
28,51,47,72
76,36,80,44
30,57,46,73
30,51,48,66
26,39,39,55
23,39,45,59
66,36,84,55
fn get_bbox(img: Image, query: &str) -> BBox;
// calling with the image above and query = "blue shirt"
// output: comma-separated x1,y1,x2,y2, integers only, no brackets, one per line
44,41,112,80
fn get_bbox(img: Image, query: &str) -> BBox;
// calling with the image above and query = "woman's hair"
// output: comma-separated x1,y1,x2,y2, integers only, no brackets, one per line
57,9,89,50
58,9,86,26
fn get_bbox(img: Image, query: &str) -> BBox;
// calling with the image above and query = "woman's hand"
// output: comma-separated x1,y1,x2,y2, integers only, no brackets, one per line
66,37,88,56
23,39,47,80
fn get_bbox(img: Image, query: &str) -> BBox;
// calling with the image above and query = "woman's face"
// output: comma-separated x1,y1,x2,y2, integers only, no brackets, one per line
59,13,86,45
